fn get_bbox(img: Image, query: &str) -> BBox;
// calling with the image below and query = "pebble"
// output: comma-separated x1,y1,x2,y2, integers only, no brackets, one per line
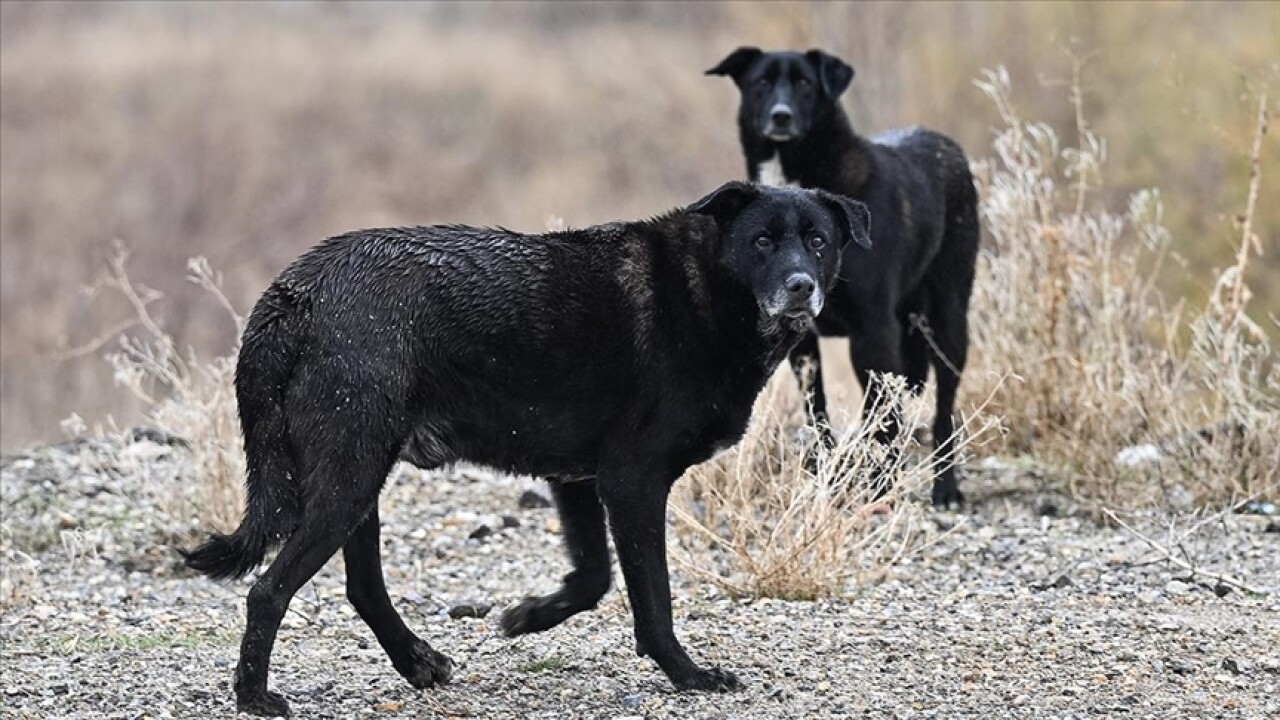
518,490,553,509
448,602,493,619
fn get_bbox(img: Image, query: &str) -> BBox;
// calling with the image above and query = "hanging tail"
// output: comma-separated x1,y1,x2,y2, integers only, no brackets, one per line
183,287,304,580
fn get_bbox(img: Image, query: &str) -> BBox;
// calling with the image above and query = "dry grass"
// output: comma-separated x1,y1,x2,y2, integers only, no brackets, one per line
965,67,1278,507
99,245,246,536
671,374,1000,600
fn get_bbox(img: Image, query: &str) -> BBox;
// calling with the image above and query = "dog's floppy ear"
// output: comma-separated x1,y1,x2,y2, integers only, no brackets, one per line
706,47,763,85
804,49,854,99
687,181,759,227
816,189,871,250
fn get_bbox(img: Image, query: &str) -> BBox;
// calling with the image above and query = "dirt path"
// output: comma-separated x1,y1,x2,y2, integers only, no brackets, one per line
2,438,1277,719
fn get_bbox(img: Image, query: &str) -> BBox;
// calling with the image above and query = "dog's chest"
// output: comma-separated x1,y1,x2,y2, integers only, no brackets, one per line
755,154,795,188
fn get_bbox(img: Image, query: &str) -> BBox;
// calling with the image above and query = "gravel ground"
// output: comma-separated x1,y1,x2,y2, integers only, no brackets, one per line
2,436,1277,719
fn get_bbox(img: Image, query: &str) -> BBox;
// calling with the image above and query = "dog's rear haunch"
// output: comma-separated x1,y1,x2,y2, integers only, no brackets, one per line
184,181,869,717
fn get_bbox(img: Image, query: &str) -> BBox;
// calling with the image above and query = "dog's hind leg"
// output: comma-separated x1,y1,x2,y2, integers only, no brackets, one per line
345,506,453,689
924,198,979,508
501,479,611,636
234,436,401,717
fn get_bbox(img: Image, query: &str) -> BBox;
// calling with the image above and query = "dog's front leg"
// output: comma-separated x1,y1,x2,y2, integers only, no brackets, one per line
597,470,742,692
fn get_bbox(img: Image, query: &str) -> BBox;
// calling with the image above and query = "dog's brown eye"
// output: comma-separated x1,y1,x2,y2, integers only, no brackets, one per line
796,78,811,90
754,236,773,250
809,235,826,250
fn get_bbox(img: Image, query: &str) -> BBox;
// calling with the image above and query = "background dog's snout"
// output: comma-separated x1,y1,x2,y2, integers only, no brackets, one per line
785,273,815,300
770,105,793,128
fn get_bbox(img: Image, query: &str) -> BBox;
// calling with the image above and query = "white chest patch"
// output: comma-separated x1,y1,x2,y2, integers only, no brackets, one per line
756,154,794,187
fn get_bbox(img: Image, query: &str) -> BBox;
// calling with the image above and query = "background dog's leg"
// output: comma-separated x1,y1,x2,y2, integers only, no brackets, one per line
345,507,453,689
788,332,833,447
849,319,908,498
501,479,611,636
598,471,741,692
923,197,978,507
925,290,974,507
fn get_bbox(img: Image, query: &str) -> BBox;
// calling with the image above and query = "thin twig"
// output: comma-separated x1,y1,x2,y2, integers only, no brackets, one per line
1103,508,1268,595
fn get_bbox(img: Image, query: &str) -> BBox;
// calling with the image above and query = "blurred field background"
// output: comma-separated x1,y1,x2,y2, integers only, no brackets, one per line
1,1,1277,450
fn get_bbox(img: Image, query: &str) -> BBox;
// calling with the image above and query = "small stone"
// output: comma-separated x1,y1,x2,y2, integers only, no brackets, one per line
1165,580,1191,595
373,700,404,712
1221,658,1241,674
1213,583,1231,598
468,525,493,541
501,515,521,529
621,694,643,710
56,512,79,530
1036,501,1059,517
518,490,552,509
1012,694,1031,706
448,603,492,620
1265,520,1280,534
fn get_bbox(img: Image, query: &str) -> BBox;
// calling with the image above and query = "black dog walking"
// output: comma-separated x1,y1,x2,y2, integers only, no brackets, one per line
708,47,981,506
184,182,870,717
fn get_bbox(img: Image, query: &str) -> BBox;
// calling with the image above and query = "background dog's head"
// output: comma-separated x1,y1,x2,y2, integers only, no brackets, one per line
689,182,869,326
706,47,853,144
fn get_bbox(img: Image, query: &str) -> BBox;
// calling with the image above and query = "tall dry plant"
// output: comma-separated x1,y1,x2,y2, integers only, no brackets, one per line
671,373,999,600
966,67,1278,506
101,245,246,536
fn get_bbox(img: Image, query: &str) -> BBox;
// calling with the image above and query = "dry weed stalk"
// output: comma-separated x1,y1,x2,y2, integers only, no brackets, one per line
101,244,246,535
969,68,1277,505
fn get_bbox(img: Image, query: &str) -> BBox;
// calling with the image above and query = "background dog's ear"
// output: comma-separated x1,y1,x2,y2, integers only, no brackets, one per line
804,49,854,99
687,181,759,227
706,47,763,85
816,190,871,250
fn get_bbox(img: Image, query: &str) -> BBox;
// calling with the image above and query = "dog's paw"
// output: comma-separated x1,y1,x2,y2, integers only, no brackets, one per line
398,640,453,689
672,666,743,693
930,479,964,509
500,594,578,637
236,689,291,718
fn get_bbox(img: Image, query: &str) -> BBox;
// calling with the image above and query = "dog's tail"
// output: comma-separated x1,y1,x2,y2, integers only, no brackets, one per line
183,287,305,580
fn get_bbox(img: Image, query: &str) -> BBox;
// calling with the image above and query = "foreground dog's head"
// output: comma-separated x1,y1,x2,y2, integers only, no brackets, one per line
706,47,853,143
688,182,869,324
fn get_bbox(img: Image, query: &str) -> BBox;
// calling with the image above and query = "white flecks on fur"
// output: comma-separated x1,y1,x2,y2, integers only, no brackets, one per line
756,154,793,187
873,125,922,147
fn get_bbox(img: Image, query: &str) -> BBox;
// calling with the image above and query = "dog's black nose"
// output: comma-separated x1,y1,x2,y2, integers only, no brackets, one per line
771,107,793,128
785,274,815,300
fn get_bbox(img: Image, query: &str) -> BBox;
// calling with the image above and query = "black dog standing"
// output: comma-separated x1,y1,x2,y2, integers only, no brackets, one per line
184,182,870,717
708,47,981,506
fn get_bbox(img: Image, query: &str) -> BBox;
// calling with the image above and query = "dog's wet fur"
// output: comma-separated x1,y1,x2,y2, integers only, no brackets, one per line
183,182,870,717
708,47,981,506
